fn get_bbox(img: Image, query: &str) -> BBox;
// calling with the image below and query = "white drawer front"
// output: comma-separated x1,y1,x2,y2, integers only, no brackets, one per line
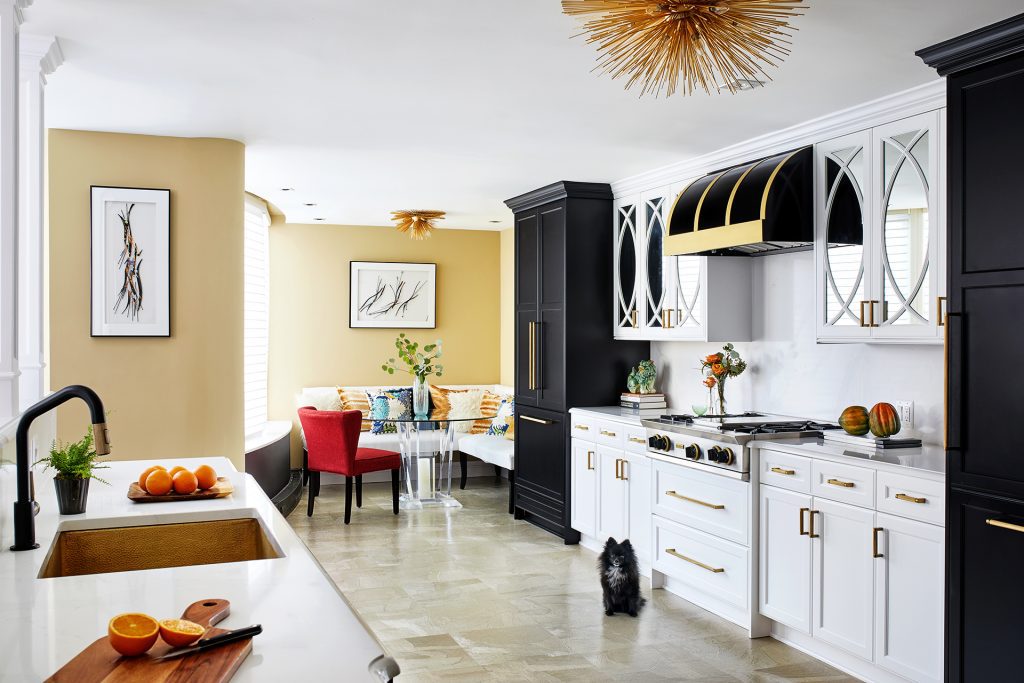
623,425,649,454
570,415,596,441
653,516,749,610
760,449,812,493
811,460,875,508
653,461,749,545
876,471,944,526
594,420,625,448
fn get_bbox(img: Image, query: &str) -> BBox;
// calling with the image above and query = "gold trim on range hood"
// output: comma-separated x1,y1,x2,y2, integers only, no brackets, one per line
663,146,811,257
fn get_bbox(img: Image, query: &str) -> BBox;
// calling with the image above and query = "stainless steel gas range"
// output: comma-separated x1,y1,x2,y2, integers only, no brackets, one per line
641,413,840,480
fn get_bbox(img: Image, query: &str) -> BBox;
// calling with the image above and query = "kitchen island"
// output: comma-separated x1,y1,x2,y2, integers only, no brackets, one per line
0,457,399,681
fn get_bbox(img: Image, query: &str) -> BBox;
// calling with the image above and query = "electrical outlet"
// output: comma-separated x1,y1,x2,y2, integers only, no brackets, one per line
895,401,914,428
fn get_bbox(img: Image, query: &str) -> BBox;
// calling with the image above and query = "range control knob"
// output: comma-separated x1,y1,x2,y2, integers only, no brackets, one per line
648,434,671,451
684,444,702,461
708,446,735,465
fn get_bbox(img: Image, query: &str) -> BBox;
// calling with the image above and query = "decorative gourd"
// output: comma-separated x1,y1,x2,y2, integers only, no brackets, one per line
838,406,870,436
868,402,901,438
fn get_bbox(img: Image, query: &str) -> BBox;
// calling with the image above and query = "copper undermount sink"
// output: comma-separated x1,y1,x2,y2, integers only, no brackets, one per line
38,515,283,578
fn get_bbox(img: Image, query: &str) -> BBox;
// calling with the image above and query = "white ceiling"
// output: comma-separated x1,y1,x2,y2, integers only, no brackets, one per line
28,1,1022,229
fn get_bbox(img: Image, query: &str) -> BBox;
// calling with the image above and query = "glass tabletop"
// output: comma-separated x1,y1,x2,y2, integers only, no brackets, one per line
362,411,500,424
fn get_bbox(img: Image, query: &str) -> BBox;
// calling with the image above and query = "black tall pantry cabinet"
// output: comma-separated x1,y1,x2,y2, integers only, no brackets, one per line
918,14,1024,683
505,182,650,542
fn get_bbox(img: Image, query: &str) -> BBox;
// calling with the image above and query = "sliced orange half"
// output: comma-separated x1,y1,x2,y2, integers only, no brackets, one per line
108,613,160,657
159,618,206,647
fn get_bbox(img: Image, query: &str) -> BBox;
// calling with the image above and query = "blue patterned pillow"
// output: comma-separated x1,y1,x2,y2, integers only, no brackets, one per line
486,397,515,436
365,388,412,434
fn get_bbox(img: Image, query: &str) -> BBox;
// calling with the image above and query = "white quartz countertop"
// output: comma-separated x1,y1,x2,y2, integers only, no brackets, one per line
751,437,946,477
0,458,397,681
570,406,673,426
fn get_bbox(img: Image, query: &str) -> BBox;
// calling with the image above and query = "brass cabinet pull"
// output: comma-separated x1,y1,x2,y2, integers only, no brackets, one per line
527,322,536,390
860,300,879,327
614,458,621,480
665,548,724,573
631,309,638,328
799,507,809,536
574,424,589,432
520,415,554,425
808,509,820,538
662,309,674,329
859,300,868,328
827,478,855,488
600,430,617,437
986,519,1024,534
586,450,594,470
895,493,926,504
872,527,884,558
619,459,628,481
628,436,645,444
771,466,796,476
665,490,724,510
936,296,946,327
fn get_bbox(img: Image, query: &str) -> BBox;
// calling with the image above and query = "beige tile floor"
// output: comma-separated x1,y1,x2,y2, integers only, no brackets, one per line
288,477,857,682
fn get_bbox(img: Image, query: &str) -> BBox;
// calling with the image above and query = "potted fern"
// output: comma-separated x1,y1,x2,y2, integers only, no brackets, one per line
35,426,108,515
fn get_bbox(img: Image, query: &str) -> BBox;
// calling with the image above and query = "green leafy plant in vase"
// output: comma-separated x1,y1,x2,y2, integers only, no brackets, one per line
699,343,747,416
382,333,444,417
34,426,108,515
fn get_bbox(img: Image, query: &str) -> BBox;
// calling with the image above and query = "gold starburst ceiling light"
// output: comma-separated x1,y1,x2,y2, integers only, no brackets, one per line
390,210,445,240
561,0,806,97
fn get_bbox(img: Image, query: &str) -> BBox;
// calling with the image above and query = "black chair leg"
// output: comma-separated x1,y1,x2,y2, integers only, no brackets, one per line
312,471,321,498
344,476,353,525
508,470,515,515
307,471,319,517
460,452,468,490
302,449,309,486
391,468,399,515
356,474,363,508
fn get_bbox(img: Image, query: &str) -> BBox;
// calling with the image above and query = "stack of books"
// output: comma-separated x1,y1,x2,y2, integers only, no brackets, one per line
619,392,667,415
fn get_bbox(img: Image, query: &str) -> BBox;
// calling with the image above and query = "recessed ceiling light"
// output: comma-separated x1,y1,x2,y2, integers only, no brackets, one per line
489,220,501,224
281,187,294,192
718,77,765,92
314,217,326,221
304,202,317,207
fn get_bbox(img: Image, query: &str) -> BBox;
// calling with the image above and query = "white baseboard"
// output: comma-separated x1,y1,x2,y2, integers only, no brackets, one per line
318,460,504,485
770,622,910,683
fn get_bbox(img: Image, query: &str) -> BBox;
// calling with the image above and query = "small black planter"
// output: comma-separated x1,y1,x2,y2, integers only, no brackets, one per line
53,477,90,515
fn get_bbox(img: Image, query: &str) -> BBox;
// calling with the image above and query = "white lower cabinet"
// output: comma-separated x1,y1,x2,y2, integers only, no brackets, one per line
597,445,628,542
570,440,598,538
873,513,944,683
759,464,944,683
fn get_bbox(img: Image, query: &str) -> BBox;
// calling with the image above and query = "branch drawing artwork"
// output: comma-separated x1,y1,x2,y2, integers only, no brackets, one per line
358,273,425,319
113,202,144,320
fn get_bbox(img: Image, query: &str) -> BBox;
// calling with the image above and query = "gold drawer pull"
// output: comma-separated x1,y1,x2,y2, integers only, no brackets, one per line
521,415,554,425
665,490,724,510
895,493,926,504
986,519,1024,534
827,478,855,488
600,430,617,437
574,424,589,431
665,548,724,573
628,436,645,444
771,466,796,476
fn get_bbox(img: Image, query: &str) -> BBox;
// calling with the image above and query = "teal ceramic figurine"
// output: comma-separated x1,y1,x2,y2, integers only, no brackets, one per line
626,360,657,394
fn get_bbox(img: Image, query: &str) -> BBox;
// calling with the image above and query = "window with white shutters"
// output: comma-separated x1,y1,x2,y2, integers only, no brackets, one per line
243,195,271,438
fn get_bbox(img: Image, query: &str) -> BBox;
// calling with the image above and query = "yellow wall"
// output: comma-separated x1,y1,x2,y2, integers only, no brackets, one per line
499,228,514,386
269,222,501,464
48,130,246,469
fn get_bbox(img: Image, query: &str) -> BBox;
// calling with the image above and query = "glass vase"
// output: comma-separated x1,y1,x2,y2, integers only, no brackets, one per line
716,380,727,416
412,376,430,418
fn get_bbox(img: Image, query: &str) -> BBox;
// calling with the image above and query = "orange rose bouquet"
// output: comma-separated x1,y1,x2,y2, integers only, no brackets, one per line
699,343,747,415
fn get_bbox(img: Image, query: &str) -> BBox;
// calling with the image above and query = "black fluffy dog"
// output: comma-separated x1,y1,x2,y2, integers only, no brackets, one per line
599,537,645,617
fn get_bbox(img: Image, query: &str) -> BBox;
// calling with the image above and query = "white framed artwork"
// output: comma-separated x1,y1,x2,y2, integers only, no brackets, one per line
350,261,436,329
90,186,171,337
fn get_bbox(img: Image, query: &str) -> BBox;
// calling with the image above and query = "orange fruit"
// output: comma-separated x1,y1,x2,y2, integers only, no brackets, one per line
168,466,188,478
158,619,205,647
108,613,159,657
171,470,198,495
138,466,166,490
194,464,217,490
144,469,173,496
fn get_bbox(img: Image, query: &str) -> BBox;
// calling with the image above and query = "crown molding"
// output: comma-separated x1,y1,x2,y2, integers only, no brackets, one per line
504,180,613,213
917,12,1024,76
20,34,62,82
611,79,946,198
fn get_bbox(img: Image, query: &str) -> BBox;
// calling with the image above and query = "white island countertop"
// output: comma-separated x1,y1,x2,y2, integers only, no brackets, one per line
0,457,398,681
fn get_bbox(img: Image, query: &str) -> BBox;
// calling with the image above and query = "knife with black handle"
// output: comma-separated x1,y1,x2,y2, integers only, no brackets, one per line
155,624,263,661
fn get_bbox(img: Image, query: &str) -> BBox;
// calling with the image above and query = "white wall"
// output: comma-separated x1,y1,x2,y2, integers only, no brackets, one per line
652,251,944,444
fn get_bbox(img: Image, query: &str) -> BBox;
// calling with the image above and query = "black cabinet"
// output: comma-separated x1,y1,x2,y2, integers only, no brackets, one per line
919,13,1024,683
506,182,650,542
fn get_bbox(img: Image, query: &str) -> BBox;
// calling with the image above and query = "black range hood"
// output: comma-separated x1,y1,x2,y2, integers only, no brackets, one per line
664,146,813,256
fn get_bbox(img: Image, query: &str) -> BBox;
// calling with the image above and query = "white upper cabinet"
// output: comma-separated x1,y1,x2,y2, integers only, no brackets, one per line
816,110,944,343
614,184,751,342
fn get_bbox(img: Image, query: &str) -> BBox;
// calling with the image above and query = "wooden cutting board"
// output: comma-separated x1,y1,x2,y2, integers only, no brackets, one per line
127,477,233,503
47,599,253,683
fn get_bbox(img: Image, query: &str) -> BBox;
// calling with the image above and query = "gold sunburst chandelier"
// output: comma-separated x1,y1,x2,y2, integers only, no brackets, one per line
390,210,445,240
561,0,806,97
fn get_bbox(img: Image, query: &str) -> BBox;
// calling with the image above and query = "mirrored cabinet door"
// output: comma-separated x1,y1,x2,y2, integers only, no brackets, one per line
872,111,941,339
816,131,871,340
640,188,673,335
672,255,704,338
613,199,640,336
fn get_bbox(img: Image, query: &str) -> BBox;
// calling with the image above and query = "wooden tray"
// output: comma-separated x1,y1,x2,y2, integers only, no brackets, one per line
47,598,252,682
128,477,233,503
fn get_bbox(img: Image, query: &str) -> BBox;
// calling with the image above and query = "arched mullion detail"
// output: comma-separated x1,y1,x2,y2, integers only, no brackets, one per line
644,197,666,327
823,149,866,325
675,258,702,326
615,206,637,327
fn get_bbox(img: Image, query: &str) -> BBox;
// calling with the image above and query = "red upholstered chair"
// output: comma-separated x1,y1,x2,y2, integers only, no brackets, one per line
298,407,401,524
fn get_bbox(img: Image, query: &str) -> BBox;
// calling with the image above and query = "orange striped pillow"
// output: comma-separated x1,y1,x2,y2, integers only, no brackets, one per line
337,387,371,432
471,391,504,434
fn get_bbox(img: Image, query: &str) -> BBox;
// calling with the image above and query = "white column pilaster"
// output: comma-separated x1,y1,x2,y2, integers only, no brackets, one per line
0,1,28,422
17,34,60,411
